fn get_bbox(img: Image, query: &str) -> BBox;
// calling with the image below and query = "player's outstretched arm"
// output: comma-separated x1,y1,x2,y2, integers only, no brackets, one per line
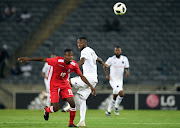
79,73,96,96
18,57,47,62
125,68,130,77
97,57,109,67
103,66,110,81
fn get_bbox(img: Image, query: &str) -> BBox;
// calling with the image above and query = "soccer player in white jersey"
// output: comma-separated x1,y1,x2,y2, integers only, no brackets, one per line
41,54,56,106
104,46,130,117
62,37,108,127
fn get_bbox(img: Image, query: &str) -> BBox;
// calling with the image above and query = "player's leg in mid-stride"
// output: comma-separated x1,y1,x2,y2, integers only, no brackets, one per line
44,102,58,121
43,88,78,127
43,87,60,121
106,84,124,117
114,90,124,115
105,94,115,117
72,77,97,127
62,77,97,127
66,97,77,127
61,95,87,127
43,78,51,107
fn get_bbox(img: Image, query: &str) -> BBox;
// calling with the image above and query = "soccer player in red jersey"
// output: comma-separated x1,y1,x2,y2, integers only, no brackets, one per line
18,49,96,127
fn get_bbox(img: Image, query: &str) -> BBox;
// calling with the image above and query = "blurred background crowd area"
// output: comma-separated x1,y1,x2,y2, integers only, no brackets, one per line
0,0,180,108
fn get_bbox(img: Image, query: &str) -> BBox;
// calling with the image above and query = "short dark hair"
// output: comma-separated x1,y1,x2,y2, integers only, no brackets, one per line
64,49,72,54
115,46,120,48
78,37,88,42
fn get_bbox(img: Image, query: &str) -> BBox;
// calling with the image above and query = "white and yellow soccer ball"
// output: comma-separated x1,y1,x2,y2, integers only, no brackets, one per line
113,2,127,15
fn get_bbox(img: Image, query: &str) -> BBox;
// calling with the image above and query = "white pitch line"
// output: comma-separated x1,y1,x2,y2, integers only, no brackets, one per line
2,122,67,124
108,122,180,124
94,122,180,125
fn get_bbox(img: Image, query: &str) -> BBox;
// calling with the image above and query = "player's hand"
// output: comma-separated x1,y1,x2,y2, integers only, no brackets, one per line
91,87,96,96
18,57,29,62
126,72,130,77
106,75,110,81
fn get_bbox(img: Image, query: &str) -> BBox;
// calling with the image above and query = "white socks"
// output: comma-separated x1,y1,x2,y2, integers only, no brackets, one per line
46,94,51,107
79,98,86,122
108,96,123,112
50,106,54,112
115,95,123,108
107,99,115,112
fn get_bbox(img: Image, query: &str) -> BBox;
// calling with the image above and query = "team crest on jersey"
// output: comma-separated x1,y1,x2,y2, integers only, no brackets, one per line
122,61,124,64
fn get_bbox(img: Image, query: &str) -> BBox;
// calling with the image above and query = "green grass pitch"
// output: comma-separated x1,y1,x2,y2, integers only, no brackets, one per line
0,109,180,128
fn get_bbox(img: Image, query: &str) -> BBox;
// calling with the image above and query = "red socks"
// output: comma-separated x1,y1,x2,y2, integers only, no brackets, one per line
45,106,76,125
69,108,76,124
46,106,54,113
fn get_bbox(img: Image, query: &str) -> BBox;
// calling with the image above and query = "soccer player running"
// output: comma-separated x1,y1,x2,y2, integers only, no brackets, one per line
41,54,56,106
18,49,96,127
62,37,109,127
104,46,130,117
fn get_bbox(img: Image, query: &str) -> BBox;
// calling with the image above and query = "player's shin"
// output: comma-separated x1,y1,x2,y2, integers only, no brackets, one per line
69,108,76,124
115,95,123,108
79,98,86,122
46,96,51,107
107,99,115,112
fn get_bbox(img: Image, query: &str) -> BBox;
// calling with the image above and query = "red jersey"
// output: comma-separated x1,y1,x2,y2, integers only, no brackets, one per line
47,57,81,89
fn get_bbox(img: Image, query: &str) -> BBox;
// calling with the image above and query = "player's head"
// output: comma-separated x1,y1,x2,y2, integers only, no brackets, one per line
77,37,88,51
50,54,56,58
64,49,73,64
114,46,122,58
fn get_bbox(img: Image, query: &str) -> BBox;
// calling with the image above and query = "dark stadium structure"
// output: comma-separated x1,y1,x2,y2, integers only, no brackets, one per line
0,0,179,86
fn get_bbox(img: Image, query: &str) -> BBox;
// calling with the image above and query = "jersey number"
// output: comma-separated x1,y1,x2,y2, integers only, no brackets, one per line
68,89,73,95
60,72,66,77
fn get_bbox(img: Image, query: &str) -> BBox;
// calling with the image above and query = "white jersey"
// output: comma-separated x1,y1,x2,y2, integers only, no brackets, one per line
80,47,98,82
105,55,129,85
42,62,50,78
42,62,51,106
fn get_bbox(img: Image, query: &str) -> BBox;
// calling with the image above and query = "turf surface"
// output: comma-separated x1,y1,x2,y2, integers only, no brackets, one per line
0,110,180,128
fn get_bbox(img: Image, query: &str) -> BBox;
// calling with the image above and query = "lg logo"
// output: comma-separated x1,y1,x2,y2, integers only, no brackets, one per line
161,96,175,107
146,94,176,108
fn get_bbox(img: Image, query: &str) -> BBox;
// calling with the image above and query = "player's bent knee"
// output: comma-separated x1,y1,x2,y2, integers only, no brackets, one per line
120,94,124,97
70,103,75,108
119,91,124,97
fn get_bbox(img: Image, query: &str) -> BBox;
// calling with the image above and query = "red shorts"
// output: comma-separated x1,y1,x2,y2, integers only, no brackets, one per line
50,86,74,103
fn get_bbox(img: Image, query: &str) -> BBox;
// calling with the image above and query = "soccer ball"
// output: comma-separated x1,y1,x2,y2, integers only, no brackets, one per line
113,2,127,15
